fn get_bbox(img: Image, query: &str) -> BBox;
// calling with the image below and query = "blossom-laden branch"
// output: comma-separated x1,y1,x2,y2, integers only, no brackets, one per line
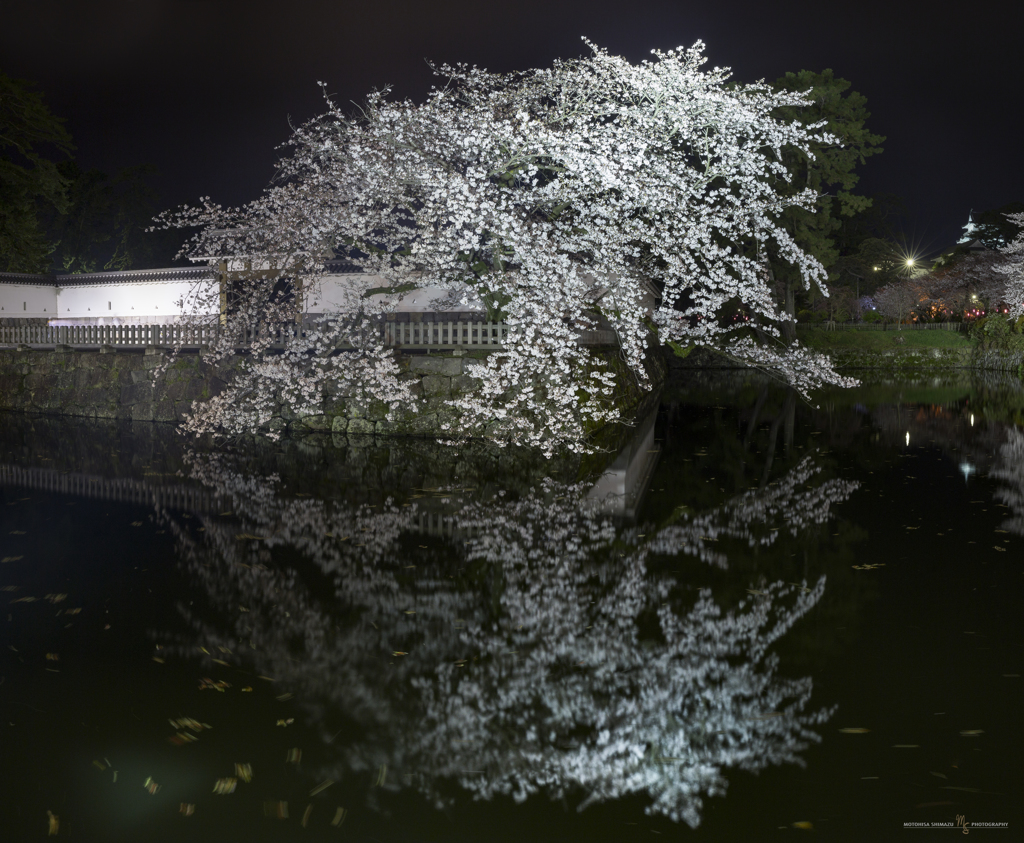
156,39,856,452
997,212,1024,318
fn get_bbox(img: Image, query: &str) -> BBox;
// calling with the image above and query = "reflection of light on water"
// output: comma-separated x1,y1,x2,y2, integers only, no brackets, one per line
905,432,910,446
971,414,975,426
960,462,976,483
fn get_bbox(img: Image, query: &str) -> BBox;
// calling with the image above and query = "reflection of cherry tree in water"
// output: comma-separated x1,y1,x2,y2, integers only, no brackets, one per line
160,454,857,828
991,428,1024,537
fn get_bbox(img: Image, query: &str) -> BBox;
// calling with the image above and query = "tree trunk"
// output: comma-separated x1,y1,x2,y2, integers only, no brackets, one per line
782,276,796,342
767,262,797,342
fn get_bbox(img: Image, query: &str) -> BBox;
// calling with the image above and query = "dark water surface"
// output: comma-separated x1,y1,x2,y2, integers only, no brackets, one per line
1,372,1022,842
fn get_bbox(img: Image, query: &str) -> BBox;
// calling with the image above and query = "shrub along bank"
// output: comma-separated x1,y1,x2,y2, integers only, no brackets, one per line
794,324,1024,374
664,321,1024,376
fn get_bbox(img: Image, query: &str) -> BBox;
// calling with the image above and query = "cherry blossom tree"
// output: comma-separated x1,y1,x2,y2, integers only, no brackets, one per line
996,212,1024,317
926,248,1014,318
156,451,857,827
157,40,857,452
873,279,923,327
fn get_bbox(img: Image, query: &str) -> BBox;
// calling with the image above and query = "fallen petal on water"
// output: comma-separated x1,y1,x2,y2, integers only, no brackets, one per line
213,777,238,795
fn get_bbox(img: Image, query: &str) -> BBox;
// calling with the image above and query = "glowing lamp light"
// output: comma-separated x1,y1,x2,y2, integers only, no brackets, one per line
970,413,975,426
905,432,910,446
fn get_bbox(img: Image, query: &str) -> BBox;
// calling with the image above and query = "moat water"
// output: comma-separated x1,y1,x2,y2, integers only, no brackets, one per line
1,370,1022,841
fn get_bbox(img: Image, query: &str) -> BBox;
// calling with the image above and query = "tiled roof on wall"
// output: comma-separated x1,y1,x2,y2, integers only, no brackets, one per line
0,267,218,286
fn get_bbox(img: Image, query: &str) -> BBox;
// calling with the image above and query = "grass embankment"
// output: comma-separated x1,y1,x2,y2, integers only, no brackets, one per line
796,326,971,351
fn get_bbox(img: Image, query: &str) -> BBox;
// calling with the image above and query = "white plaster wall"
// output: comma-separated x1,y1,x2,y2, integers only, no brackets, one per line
311,272,649,314
1,271,487,324
49,280,219,325
381,284,484,313
312,273,485,313
0,284,58,318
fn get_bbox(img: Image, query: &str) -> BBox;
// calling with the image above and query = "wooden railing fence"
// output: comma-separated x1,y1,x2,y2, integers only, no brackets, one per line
802,321,968,332
0,319,619,350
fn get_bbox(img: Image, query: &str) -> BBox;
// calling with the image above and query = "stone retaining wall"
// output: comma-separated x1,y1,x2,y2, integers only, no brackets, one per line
0,347,665,438
0,346,211,423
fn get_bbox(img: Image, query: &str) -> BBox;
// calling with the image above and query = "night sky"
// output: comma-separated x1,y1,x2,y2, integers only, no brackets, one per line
4,0,1023,258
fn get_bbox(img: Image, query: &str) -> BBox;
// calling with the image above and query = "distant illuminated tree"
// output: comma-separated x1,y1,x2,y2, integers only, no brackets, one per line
924,247,1013,318
873,280,924,327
